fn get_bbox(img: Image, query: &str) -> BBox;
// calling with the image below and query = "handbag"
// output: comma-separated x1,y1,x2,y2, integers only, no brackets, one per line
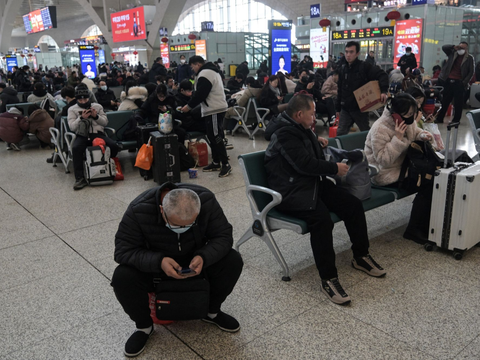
77,118,92,138
398,140,443,191
188,141,209,167
329,116,339,138
154,225,210,321
154,277,210,321
134,137,154,170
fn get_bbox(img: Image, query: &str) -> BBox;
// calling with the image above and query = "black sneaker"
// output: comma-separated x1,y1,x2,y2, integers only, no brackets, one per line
321,277,351,305
218,164,232,178
73,178,88,190
202,311,240,332
203,162,221,172
352,254,386,277
46,154,55,163
124,327,154,357
10,143,21,151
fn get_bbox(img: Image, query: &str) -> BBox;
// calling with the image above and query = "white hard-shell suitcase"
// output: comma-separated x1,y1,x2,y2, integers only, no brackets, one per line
427,122,480,259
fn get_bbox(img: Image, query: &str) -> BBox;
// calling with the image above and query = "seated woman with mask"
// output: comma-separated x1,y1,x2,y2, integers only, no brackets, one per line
364,93,434,244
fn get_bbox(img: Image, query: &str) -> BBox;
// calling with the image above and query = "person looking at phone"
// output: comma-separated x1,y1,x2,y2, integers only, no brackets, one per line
264,94,386,306
365,93,433,244
112,183,243,357
259,75,288,117
67,86,119,190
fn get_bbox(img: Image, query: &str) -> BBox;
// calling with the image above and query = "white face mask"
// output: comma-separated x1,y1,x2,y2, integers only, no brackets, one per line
180,59,186,64
100,85,107,91
457,49,466,56
405,52,411,56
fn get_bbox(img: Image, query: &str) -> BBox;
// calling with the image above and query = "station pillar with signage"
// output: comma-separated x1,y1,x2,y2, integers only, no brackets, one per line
269,20,293,76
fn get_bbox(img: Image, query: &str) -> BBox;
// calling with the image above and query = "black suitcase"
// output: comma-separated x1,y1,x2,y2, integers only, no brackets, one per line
136,124,158,148
150,131,181,184
136,124,158,180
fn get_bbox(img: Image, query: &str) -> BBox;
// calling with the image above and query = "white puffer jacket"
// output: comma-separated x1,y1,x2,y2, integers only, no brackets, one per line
118,86,149,111
365,109,431,186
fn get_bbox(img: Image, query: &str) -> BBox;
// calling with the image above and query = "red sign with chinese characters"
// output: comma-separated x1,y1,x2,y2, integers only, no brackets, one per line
110,7,146,43
393,19,423,69
161,43,170,69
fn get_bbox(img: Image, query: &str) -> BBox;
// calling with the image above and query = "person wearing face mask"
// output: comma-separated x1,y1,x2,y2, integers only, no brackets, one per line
434,42,474,124
111,183,244,357
398,47,418,76
67,86,119,190
95,80,118,111
365,93,434,244
175,55,193,83
264,94,386,306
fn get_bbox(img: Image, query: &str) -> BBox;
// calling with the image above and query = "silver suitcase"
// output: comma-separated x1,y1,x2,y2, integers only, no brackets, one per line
428,123,480,259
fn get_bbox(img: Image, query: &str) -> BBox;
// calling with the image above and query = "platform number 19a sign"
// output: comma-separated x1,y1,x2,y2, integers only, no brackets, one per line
310,4,320,18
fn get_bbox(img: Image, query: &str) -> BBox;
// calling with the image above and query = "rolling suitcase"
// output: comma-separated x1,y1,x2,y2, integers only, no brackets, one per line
427,122,480,259
150,131,181,184
136,124,158,180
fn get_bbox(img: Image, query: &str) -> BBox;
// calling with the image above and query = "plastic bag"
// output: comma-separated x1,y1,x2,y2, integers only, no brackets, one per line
329,116,339,138
423,122,444,151
158,112,173,134
134,137,154,170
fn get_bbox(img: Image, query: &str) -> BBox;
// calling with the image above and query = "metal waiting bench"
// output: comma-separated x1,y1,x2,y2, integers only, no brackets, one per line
235,146,397,281
231,97,270,140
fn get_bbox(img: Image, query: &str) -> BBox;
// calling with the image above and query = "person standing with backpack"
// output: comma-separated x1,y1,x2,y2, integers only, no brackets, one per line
335,41,389,136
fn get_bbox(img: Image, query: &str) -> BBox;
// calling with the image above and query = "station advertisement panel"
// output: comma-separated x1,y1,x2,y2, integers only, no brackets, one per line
111,7,146,43
393,19,423,69
310,28,329,69
195,40,207,60
269,20,293,75
161,44,170,69
6,55,18,72
79,45,97,79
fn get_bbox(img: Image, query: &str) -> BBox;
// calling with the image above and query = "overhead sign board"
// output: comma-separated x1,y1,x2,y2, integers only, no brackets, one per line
332,26,394,40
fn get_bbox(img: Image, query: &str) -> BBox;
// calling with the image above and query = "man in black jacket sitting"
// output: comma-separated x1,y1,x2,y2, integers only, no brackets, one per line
226,74,244,94
264,94,386,306
112,182,243,357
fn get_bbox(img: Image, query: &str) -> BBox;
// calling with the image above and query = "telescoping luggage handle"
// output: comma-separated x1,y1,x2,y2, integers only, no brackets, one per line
443,122,460,169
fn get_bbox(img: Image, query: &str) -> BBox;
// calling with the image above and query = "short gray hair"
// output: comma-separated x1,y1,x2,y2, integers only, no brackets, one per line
163,189,201,221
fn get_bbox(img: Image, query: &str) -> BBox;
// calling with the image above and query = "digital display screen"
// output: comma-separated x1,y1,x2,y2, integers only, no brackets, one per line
98,49,105,64
332,26,394,40
195,40,207,60
111,6,146,42
201,21,214,32
170,44,195,52
79,45,97,79
271,29,291,75
6,55,18,72
23,6,57,34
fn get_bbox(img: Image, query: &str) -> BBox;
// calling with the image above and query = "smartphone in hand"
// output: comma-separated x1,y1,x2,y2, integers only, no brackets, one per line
177,268,197,277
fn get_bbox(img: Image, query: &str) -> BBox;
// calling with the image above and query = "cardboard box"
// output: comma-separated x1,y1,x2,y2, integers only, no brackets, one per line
354,80,383,113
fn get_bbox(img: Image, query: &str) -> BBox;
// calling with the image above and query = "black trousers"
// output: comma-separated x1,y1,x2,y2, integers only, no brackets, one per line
111,249,243,329
205,112,229,165
281,180,369,280
72,132,119,180
407,184,434,236
436,78,465,124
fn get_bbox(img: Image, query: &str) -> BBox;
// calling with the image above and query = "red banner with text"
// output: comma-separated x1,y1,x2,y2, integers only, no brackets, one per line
111,7,146,43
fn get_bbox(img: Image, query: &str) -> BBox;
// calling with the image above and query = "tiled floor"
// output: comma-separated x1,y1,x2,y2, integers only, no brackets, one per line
1,112,479,360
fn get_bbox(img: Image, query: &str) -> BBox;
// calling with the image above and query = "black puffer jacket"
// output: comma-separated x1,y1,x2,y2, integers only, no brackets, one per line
264,112,338,211
336,58,388,112
0,87,20,113
148,62,167,83
114,182,233,273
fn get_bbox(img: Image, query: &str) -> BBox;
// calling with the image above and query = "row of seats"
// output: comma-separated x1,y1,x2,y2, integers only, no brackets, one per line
234,130,418,281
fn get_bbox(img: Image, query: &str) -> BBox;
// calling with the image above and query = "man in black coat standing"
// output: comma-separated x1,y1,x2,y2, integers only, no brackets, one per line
148,57,167,84
398,47,417,75
335,41,388,135
264,94,386,306
111,182,243,357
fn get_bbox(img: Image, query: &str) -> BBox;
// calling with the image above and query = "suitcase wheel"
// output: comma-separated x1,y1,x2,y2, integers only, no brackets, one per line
453,250,464,261
424,242,435,252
